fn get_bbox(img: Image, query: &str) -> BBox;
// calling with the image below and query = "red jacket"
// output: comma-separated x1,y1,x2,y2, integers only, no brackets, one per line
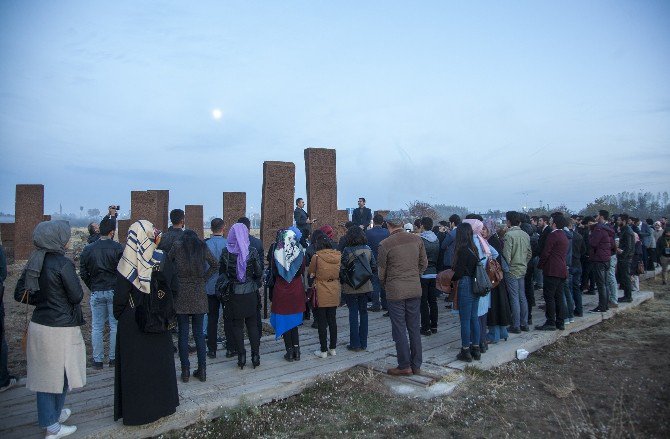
588,223,616,263
538,229,568,279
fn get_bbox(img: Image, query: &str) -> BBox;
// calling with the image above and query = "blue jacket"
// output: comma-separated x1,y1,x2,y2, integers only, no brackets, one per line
441,228,457,268
205,235,227,295
365,226,390,260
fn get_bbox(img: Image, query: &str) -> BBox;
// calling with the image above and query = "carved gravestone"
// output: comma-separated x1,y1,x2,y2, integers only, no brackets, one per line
336,209,350,240
15,184,44,260
148,190,169,232
185,205,204,239
130,191,159,226
0,222,15,264
304,148,338,234
260,161,295,251
117,219,132,244
223,192,246,235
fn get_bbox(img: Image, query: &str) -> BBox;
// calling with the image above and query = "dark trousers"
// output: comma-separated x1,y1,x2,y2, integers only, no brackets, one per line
315,306,337,352
282,326,300,350
542,276,566,327
524,262,535,315
387,298,422,370
593,261,609,309
231,314,260,355
345,293,369,349
207,295,236,353
570,266,583,315
420,278,438,331
177,314,206,369
616,257,632,299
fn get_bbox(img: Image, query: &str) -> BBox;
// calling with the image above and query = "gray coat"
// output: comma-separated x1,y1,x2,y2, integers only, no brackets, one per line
169,240,218,314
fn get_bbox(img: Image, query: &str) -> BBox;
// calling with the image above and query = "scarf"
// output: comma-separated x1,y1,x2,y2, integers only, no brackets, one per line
226,223,250,282
463,219,491,257
117,220,164,294
24,220,70,292
273,228,304,282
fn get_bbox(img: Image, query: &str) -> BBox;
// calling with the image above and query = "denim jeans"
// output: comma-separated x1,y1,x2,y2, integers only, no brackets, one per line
370,273,387,309
177,314,206,370
90,290,117,362
607,254,618,303
570,266,583,315
387,297,422,370
504,273,528,328
562,271,574,319
457,277,480,348
345,293,369,349
487,325,509,343
36,374,68,428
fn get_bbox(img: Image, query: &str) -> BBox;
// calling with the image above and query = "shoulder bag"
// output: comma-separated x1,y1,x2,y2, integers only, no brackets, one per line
470,249,493,297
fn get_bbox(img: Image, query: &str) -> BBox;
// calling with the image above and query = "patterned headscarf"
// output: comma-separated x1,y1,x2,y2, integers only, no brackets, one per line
463,218,492,257
226,223,250,282
273,228,304,282
117,220,164,294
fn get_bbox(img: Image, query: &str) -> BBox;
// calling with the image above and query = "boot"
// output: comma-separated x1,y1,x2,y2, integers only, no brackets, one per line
456,347,472,363
284,347,294,362
470,345,481,361
237,351,246,369
181,367,190,383
252,352,260,369
293,345,301,361
193,367,206,382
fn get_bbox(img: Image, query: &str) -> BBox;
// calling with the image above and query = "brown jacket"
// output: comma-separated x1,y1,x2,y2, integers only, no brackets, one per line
169,241,219,314
308,249,342,308
378,230,428,301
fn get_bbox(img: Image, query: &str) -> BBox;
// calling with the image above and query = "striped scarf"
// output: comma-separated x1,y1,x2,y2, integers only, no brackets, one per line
117,220,164,294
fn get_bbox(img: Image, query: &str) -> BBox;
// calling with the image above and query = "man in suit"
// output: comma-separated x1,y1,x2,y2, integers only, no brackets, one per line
294,198,315,248
352,197,372,230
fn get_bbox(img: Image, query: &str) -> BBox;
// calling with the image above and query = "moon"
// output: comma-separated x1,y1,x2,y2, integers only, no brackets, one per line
212,108,222,120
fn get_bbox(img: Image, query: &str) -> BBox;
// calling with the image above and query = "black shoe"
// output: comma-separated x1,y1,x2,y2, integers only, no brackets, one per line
584,290,596,295
368,306,382,312
520,325,530,332
347,345,364,352
293,346,301,361
618,297,632,303
528,316,533,325
188,345,197,354
556,325,565,331
383,312,390,317
252,353,260,369
284,347,294,362
574,311,583,317
181,368,190,383
480,343,487,353
92,361,103,370
535,324,557,331
589,307,605,313
431,327,438,334
108,360,115,367
420,329,432,336
207,351,216,359
508,326,521,334
457,347,473,362
470,345,481,361
225,349,237,358
193,368,206,382
237,352,246,369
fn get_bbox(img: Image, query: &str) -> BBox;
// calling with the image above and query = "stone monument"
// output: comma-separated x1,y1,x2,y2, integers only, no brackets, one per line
185,204,204,239
223,192,246,234
260,161,295,251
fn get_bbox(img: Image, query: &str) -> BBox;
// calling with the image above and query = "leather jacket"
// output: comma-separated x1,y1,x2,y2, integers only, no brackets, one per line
79,237,124,292
15,253,84,327
219,246,262,294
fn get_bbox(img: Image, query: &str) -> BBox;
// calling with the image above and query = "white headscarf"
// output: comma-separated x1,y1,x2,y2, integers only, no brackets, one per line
117,220,164,294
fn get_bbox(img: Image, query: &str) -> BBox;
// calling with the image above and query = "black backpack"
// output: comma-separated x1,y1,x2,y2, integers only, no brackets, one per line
343,249,373,290
131,269,176,333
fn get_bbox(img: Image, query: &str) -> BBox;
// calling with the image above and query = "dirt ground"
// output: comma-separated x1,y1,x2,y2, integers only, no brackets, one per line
161,276,670,439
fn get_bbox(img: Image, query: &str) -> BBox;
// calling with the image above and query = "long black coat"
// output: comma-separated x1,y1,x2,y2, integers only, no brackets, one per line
113,260,180,426
486,234,512,327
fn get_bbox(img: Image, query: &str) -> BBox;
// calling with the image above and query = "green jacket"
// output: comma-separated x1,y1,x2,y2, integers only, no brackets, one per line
503,226,532,278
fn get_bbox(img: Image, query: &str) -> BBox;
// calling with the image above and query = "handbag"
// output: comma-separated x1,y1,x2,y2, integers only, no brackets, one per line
486,258,504,288
636,261,645,275
343,250,373,289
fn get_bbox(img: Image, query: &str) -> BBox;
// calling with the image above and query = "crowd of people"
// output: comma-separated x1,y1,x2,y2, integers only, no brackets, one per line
1,197,669,438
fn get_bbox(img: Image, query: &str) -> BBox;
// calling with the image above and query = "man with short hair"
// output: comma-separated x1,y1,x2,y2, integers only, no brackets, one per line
440,214,461,269
378,213,427,376
87,222,100,244
417,217,440,335
587,210,616,313
536,215,569,331
80,216,124,369
616,214,634,303
294,198,315,248
503,211,532,333
352,198,372,230
158,208,185,253
205,218,230,358
365,214,390,312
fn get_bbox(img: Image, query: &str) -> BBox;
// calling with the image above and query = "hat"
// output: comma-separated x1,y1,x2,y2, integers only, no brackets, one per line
319,224,335,240
404,223,414,232
99,216,116,236
384,211,404,227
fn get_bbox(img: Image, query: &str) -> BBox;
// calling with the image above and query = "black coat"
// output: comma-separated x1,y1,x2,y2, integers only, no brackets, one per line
15,253,84,327
113,261,179,426
352,207,372,229
485,234,512,326
157,226,184,253
79,238,124,291
219,247,262,319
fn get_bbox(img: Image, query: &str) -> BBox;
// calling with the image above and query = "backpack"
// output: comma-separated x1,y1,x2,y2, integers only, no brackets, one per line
131,269,176,333
343,249,373,290
470,249,493,297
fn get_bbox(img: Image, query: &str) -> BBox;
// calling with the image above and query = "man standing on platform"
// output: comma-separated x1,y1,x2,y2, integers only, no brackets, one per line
365,214,390,312
378,213,427,376
294,198,315,248
352,198,372,230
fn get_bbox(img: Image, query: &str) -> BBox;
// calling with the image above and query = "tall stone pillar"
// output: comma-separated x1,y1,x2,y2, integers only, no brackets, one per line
304,148,338,232
15,184,44,260
148,190,169,232
223,192,246,234
185,205,204,239
260,161,295,251
130,191,158,225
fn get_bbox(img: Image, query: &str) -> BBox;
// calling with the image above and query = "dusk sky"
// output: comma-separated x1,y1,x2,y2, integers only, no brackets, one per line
1,1,669,219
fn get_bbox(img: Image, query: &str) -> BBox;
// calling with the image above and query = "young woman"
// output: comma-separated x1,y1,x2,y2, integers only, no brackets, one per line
309,233,342,358
169,229,218,382
451,223,481,362
340,226,376,351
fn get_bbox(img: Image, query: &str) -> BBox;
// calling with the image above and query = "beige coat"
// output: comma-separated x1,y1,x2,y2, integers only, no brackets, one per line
26,321,86,393
308,249,342,308
378,230,428,301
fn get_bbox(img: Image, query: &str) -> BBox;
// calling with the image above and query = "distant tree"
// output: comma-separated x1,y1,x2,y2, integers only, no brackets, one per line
432,204,469,221
87,208,100,218
406,201,438,221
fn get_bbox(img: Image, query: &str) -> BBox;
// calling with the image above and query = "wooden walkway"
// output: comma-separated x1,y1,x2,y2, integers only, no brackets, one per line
0,284,656,438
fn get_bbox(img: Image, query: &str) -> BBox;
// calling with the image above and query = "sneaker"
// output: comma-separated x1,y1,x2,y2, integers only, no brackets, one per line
569,318,575,323
328,349,337,356
420,329,432,336
564,319,572,325
46,425,77,439
589,307,605,313
58,408,71,423
92,361,103,370
0,376,17,393
456,347,473,362
313,350,327,359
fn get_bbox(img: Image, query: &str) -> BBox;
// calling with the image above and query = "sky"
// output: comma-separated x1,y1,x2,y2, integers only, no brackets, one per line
1,0,669,219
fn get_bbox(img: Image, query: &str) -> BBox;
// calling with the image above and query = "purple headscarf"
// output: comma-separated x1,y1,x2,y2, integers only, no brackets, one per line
226,223,250,282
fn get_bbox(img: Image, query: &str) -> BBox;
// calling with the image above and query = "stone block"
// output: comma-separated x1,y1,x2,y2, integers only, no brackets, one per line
148,190,169,232
0,222,15,264
117,219,132,244
130,191,158,225
304,148,338,233
335,209,350,240
15,184,44,260
260,161,295,251
223,192,246,234
185,205,204,239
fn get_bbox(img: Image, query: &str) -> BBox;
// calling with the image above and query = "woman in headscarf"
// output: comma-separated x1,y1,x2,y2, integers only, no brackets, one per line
218,223,262,369
169,229,218,382
482,220,512,344
113,220,179,426
268,227,306,361
14,221,84,439
463,218,499,355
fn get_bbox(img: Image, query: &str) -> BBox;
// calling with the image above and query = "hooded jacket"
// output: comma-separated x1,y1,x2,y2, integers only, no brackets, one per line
308,249,342,307
420,231,440,277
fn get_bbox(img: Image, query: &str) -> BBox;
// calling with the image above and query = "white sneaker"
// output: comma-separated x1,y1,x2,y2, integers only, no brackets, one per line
58,408,71,423
0,377,17,393
45,424,77,439
313,350,327,359
328,349,337,356
565,319,571,325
